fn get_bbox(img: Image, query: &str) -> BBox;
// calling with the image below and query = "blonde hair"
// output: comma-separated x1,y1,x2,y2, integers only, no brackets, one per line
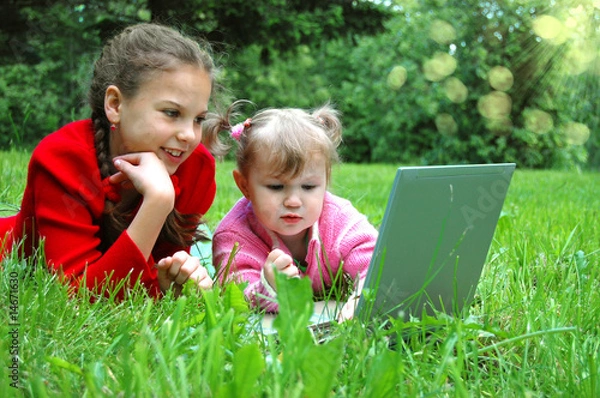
232,103,343,181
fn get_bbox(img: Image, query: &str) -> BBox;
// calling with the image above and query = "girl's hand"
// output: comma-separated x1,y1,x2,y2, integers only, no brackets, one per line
337,278,365,322
338,295,361,322
156,251,213,296
110,152,175,207
262,248,299,291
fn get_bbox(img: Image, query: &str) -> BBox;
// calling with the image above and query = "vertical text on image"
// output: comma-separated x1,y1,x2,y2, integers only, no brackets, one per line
7,271,20,389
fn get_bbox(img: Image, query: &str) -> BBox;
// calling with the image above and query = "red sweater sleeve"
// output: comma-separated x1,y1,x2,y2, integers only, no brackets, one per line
26,123,161,296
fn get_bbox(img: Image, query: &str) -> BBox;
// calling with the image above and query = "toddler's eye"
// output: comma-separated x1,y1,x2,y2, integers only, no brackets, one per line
164,109,179,118
302,185,317,191
267,185,284,191
195,116,206,125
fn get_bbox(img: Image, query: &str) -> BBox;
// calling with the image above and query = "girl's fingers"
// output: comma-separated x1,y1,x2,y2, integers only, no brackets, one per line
107,170,127,185
165,252,212,289
110,152,174,199
168,252,194,284
338,297,359,322
113,152,144,165
280,263,300,278
190,268,213,290
265,249,285,264
156,257,171,269
112,157,137,176
272,253,294,272
264,250,300,279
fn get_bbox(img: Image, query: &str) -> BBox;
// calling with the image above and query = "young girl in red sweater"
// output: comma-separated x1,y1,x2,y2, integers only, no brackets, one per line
0,23,228,298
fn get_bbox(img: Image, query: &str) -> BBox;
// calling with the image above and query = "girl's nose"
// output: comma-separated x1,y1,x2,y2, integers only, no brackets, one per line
177,122,197,143
283,191,301,208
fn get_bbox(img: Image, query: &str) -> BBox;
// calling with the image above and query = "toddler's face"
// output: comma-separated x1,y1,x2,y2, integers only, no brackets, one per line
108,64,211,175
239,153,328,244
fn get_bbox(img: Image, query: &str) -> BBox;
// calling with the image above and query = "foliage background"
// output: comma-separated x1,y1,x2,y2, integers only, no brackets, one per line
0,0,598,169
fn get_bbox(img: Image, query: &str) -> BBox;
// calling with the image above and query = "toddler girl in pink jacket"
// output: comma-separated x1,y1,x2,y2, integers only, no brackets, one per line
212,103,378,317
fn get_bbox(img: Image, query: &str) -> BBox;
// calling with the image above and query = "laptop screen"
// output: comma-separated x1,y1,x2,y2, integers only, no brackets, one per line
357,163,515,322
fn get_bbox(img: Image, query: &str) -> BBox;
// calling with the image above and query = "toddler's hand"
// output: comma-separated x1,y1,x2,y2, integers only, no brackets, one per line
337,278,365,322
156,251,213,296
338,295,361,322
262,248,299,291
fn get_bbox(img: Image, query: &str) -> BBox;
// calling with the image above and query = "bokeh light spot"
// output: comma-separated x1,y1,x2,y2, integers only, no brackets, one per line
444,77,469,103
477,91,512,120
429,19,457,45
562,122,590,145
435,113,458,136
423,52,457,82
523,108,554,135
387,65,408,90
488,66,514,91
533,15,564,40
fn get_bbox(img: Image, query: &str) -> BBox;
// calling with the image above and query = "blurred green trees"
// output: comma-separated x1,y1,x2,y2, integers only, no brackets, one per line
0,0,598,169
225,0,599,169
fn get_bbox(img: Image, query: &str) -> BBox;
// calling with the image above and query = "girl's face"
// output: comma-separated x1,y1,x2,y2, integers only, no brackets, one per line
105,64,212,175
233,153,328,246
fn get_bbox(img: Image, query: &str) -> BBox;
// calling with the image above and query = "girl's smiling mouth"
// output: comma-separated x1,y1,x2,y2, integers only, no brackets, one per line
163,148,184,157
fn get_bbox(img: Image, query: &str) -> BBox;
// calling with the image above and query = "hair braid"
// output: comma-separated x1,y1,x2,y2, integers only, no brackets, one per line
92,112,111,179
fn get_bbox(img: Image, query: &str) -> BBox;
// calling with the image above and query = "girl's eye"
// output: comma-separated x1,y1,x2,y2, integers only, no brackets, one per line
302,185,316,191
195,116,206,125
164,109,179,118
267,185,284,191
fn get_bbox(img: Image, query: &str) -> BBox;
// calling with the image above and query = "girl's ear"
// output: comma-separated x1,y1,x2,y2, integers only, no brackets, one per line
233,169,250,198
104,85,123,124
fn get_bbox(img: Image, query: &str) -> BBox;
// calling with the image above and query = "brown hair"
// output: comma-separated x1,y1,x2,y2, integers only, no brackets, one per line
88,23,227,249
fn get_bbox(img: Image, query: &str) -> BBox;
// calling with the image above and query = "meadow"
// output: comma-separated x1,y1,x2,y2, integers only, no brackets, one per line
1,149,599,397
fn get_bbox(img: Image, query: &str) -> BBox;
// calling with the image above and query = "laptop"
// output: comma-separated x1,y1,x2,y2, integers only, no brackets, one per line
260,163,516,335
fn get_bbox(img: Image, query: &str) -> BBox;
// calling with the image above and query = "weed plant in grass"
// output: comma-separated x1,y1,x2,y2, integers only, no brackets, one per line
1,151,599,396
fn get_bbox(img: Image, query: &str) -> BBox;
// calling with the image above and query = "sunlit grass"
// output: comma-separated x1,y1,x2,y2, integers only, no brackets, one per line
0,149,29,214
1,150,599,396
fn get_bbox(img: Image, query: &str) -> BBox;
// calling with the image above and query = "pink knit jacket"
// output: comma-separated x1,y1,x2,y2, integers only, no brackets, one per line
212,191,378,312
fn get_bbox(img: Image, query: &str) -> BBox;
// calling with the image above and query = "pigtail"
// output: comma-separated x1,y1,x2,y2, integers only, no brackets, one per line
204,100,253,140
312,102,343,149
201,99,242,159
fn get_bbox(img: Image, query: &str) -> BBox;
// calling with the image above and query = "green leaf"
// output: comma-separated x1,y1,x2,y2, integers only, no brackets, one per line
363,350,401,397
45,356,84,376
273,274,314,345
301,338,344,398
233,344,266,397
223,282,250,313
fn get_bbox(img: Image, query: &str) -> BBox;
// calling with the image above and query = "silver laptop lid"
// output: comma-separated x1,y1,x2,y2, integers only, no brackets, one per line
357,163,515,322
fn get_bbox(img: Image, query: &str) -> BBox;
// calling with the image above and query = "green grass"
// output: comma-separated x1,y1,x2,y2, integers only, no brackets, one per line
1,151,599,397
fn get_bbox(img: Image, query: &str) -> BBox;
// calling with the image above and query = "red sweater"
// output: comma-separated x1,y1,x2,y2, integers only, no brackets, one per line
0,120,216,297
